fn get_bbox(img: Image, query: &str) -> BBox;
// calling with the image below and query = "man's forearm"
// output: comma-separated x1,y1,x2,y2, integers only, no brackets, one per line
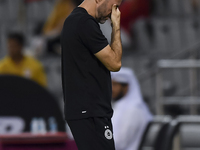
93,5,122,72
111,26,122,65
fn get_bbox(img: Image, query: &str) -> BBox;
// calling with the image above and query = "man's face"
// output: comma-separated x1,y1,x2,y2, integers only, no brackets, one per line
112,80,128,101
96,0,122,24
7,39,22,58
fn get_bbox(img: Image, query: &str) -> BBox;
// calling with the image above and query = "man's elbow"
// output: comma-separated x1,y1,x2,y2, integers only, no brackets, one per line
109,62,121,72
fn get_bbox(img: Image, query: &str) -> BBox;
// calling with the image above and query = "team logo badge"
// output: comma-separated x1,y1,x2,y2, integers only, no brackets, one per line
104,129,113,140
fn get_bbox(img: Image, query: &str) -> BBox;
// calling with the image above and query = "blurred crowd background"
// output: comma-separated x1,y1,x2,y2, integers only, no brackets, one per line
0,0,199,115
1,0,200,150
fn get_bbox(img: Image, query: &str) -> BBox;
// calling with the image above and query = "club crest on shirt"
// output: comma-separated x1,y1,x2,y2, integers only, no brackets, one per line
104,129,112,140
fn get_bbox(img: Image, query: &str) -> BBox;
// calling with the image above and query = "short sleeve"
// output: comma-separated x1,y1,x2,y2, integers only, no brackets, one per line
78,18,109,54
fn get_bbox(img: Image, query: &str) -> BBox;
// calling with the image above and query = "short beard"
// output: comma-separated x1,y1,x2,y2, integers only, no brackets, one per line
113,90,125,102
96,1,107,24
99,19,106,24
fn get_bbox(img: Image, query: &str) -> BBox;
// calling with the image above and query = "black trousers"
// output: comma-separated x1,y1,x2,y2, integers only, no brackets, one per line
67,117,115,150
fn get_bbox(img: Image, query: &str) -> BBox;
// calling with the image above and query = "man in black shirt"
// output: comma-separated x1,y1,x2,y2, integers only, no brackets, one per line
61,0,122,149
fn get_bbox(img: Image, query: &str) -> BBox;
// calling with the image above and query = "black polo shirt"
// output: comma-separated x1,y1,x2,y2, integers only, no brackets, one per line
61,7,113,120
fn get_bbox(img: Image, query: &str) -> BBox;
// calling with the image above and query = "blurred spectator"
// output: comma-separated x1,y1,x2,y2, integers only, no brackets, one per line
0,32,47,87
111,67,152,150
29,22,46,58
192,0,199,13
43,0,75,54
119,0,150,34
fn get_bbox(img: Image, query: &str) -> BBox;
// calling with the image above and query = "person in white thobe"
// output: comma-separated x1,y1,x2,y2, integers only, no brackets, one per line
111,67,152,150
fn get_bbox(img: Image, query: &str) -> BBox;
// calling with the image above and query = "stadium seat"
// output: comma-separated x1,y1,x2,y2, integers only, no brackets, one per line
180,124,200,150
138,116,172,150
163,116,200,150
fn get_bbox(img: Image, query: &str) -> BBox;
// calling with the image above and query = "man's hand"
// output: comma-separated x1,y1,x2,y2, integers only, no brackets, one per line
111,4,121,30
